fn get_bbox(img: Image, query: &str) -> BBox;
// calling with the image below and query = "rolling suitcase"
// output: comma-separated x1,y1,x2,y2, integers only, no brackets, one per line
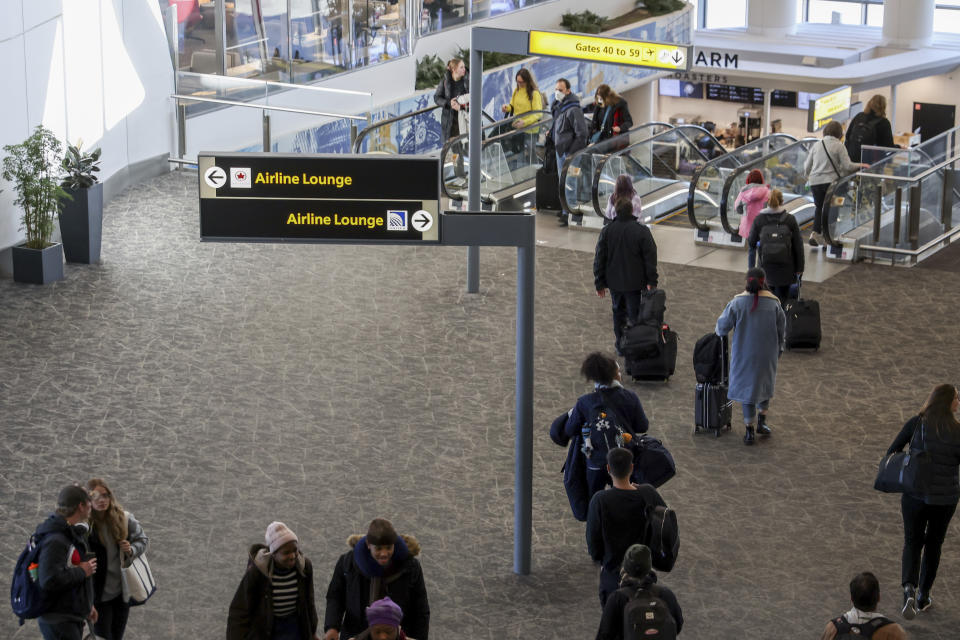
626,327,678,382
784,278,821,350
694,333,732,436
536,168,561,211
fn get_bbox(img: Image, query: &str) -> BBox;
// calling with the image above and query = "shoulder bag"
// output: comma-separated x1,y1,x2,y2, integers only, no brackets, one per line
874,421,933,494
822,139,842,178
122,548,157,606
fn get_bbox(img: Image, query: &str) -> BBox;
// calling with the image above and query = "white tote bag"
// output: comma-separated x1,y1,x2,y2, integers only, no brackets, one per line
122,552,157,606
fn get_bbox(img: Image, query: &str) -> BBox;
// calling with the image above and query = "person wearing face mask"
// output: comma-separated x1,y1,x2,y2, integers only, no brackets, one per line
227,522,320,640
548,77,588,225
324,519,429,640
590,84,632,145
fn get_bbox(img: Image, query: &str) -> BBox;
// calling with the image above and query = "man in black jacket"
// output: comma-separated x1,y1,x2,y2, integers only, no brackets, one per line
594,197,659,350
587,448,666,606
36,485,98,640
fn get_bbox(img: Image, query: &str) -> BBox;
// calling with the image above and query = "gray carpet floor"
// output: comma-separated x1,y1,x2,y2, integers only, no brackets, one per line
1,170,959,639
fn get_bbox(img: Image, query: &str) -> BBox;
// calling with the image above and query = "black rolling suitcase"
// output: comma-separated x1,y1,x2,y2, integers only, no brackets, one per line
784,278,821,350
536,168,561,211
693,333,732,436
626,327,678,382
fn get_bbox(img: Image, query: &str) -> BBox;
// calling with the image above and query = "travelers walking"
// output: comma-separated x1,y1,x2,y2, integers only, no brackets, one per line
587,448,666,606
85,478,149,640
733,169,770,264
594,197,658,349
804,121,866,247
227,521,319,640
819,572,905,640
595,544,683,639
715,268,786,445
886,384,960,620
746,189,804,305
603,175,643,224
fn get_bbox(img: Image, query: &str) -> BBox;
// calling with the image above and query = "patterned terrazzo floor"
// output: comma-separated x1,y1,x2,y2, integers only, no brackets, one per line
1,170,958,639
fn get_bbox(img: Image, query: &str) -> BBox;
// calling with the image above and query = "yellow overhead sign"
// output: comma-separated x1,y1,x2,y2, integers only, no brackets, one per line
809,85,852,131
528,30,691,71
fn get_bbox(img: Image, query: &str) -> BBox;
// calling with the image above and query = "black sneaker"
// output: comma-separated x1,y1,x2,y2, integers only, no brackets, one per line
917,594,932,612
902,585,918,620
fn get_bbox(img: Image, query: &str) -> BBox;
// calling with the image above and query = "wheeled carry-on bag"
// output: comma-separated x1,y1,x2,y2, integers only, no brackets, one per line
784,278,821,350
535,168,561,211
693,333,732,436
626,327,678,382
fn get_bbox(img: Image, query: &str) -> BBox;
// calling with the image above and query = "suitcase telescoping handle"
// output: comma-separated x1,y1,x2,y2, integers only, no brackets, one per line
795,274,802,300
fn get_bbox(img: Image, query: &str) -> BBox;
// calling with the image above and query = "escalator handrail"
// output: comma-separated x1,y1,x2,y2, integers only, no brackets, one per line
557,122,675,215
353,106,497,153
590,124,723,218
717,138,818,236
686,133,799,231
439,110,554,201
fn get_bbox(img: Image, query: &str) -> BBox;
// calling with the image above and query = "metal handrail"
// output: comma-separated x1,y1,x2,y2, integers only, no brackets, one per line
171,94,368,120
354,107,499,154
686,133,798,231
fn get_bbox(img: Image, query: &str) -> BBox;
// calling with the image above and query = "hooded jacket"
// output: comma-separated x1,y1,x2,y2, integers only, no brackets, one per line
593,214,658,293
324,534,430,640
552,92,588,157
226,544,319,640
747,207,805,287
595,573,683,639
733,183,770,239
35,513,94,621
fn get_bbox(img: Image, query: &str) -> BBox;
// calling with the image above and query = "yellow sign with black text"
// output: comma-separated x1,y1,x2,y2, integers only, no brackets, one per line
808,85,852,131
528,30,691,71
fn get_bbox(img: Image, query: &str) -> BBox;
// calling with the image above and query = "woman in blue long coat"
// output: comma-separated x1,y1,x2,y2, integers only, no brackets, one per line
715,268,786,445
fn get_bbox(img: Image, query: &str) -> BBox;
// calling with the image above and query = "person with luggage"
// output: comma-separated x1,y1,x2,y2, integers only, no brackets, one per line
845,95,896,163
590,84,633,144
804,121,866,247
714,267,785,445
595,544,683,639
227,521,320,640
550,77,588,225
603,175,643,224
85,478,149,640
732,169,769,266
587,448,667,606
34,485,98,640
746,189,804,306
818,572,906,640
885,383,960,620
594,197,658,351
324,518,429,640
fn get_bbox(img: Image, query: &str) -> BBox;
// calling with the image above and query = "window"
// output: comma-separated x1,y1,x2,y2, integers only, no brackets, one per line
704,0,746,29
807,1,864,25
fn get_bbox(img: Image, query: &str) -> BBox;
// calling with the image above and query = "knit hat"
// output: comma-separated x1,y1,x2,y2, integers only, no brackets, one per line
265,521,298,553
366,596,403,628
57,485,89,511
622,544,652,578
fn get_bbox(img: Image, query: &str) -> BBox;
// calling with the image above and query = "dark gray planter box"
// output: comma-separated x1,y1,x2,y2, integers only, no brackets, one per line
12,243,65,284
60,182,103,263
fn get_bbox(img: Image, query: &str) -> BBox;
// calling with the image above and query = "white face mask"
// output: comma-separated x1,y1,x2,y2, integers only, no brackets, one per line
554,89,565,102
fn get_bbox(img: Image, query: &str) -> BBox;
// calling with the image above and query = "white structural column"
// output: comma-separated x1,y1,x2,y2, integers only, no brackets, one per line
746,0,799,37
634,81,657,126
883,0,934,48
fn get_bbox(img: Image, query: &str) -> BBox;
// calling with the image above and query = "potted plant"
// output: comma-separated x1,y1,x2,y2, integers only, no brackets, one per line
60,140,103,263
1,125,67,284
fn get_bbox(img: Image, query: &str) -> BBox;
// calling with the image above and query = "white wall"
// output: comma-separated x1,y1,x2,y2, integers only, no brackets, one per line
0,1,175,275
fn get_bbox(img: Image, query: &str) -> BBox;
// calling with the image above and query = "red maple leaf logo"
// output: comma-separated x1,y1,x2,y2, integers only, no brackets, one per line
236,172,246,180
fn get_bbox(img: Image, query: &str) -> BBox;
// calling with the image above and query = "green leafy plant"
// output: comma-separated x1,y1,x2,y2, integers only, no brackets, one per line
455,47,528,70
560,10,609,34
61,140,102,190
415,54,445,90
1,125,67,249
638,0,685,15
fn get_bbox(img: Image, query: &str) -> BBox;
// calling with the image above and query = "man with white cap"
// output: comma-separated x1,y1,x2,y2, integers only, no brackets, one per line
227,521,320,640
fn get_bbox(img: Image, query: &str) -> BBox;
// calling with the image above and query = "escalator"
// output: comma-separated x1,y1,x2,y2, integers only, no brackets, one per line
352,106,497,155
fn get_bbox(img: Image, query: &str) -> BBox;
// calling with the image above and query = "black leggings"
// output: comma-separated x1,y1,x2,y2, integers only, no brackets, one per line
94,595,131,640
811,183,830,234
901,494,957,594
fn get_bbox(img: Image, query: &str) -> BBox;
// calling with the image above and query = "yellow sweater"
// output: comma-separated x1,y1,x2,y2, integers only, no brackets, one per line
508,88,543,127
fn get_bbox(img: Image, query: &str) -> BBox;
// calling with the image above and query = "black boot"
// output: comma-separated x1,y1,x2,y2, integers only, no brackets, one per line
756,413,772,436
917,590,932,612
902,584,917,620
743,425,755,445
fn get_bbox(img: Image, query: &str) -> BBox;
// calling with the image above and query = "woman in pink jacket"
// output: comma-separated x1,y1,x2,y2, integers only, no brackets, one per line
733,169,770,267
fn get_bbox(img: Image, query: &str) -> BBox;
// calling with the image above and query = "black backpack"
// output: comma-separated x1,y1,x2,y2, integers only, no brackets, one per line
692,333,725,384
832,615,893,639
759,213,793,267
845,113,879,163
580,394,630,471
623,586,677,640
645,504,679,572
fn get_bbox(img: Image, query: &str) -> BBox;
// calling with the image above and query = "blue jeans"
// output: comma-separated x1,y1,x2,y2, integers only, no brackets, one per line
610,289,644,348
272,615,302,640
38,618,83,640
742,399,770,424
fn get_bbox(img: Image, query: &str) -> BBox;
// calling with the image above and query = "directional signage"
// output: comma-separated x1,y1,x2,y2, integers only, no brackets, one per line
808,85,852,132
528,30,691,71
198,153,441,243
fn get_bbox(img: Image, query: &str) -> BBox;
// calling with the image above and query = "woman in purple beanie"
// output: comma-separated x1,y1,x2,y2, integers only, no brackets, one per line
349,597,407,640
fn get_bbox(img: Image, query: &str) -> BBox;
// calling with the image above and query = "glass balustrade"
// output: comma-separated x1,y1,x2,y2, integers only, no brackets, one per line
687,134,797,230
560,122,674,217
440,111,552,208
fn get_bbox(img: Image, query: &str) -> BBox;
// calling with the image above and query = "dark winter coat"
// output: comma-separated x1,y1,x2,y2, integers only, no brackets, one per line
844,112,895,162
35,514,94,621
887,415,960,505
592,98,633,142
594,215,658,293
88,511,149,604
324,534,430,640
747,207,805,286
434,69,468,141
595,574,683,639
552,92,588,156
226,544,319,640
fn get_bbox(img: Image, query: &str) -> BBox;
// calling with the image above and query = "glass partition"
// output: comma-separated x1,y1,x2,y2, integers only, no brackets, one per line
687,133,797,230
419,0,551,35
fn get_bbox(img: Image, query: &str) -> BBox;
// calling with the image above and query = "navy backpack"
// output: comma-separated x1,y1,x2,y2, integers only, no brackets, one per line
10,531,49,624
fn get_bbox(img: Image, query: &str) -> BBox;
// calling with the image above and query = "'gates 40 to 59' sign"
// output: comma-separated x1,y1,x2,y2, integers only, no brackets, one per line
198,153,441,244
528,30,691,71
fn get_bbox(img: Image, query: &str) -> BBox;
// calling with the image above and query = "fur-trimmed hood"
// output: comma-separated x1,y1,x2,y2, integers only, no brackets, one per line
347,534,421,578
247,543,307,579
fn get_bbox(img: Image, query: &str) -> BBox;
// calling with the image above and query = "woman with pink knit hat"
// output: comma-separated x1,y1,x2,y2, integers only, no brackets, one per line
349,597,408,640
227,521,320,640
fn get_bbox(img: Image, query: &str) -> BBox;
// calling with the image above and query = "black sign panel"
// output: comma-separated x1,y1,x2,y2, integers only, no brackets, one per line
706,83,764,105
198,153,441,243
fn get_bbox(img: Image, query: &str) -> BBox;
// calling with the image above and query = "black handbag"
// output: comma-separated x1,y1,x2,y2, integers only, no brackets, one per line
874,422,933,494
